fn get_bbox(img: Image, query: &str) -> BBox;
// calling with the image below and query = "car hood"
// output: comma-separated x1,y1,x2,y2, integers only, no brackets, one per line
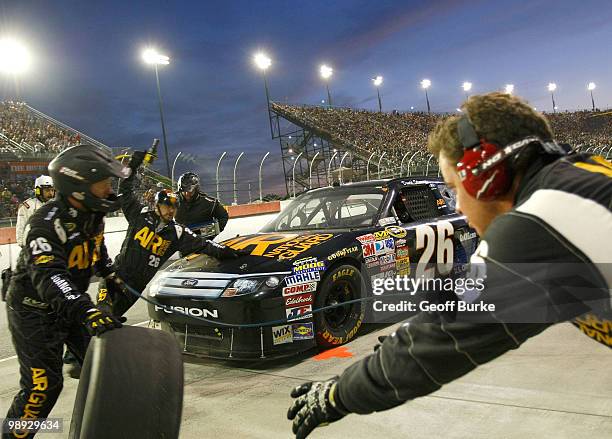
165,231,344,275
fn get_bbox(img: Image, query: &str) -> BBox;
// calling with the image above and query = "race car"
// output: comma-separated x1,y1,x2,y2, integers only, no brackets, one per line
147,177,479,359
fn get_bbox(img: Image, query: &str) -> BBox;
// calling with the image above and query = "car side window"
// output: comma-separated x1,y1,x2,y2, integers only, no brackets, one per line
393,185,441,223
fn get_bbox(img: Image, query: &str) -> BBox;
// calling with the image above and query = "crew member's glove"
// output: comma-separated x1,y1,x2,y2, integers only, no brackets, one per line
287,377,348,439
81,307,123,336
205,240,248,260
128,150,147,171
106,272,127,292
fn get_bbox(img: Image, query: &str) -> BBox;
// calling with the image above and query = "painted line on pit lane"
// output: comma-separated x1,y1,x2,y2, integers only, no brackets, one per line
0,319,151,363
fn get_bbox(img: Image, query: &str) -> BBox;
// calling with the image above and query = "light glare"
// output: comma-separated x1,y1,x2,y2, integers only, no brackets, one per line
505,84,514,94
142,48,169,65
254,52,271,71
0,38,31,74
421,79,431,89
587,82,596,91
372,75,383,87
547,82,557,92
462,82,472,92
320,64,333,79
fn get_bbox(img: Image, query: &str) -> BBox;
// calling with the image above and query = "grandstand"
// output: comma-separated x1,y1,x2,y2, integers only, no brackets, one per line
269,102,612,193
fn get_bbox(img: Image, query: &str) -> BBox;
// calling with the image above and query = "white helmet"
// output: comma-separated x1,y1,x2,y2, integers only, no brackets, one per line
34,175,54,189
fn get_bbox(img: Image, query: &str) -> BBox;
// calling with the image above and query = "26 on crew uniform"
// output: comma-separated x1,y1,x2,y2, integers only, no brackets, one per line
97,151,243,317
3,145,127,438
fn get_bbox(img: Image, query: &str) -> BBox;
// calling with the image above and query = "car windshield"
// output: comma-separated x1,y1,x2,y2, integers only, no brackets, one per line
262,188,385,231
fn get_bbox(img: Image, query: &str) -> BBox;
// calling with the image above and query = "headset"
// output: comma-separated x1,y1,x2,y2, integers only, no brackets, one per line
456,113,569,200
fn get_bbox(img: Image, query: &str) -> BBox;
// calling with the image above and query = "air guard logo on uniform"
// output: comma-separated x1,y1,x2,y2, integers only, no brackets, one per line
292,322,314,340
286,305,312,322
272,325,293,345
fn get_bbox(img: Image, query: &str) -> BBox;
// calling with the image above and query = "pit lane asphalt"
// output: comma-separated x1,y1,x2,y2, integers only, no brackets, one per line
0,284,610,438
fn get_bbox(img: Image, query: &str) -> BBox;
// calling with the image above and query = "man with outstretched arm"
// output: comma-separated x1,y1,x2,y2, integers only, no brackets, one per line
96,151,243,318
2,145,128,438
287,92,611,438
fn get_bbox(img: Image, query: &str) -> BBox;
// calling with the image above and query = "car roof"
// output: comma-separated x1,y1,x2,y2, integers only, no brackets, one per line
306,176,444,195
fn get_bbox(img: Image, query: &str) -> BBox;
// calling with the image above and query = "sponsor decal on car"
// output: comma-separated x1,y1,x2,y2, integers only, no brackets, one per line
373,230,390,240
356,233,375,244
365,257,380,269
285,271,321,286
154,305,218,319
292,257,325,274
363,242,376,258
286,305,313,321
327,246,359,261
379,253,396,264
272,325,293,345
458,231,477,242
378,217,397,226
396,245,410,259
395,238,407,246
282,282,317,296
374,238,395,256
222,233,333,259
285,293,313,307
385,225,407,239
292,322,314,340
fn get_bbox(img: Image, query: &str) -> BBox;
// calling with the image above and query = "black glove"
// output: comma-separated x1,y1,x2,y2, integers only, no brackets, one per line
373,335,387,351
287,377,348,439
205,240,248,260
81,307,123,336
128,151,147,171
106,272,127,293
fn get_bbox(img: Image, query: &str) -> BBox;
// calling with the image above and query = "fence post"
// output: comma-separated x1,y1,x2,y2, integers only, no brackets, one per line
327,150,339,185
216,151,227,201
377,152,387,179
233,152,244,205
309,151,321,189
366,152,376,180
426,154,435,176
407,151,419,176
339,151,350,184
292,151,304,198
400,152,410,177
259,151,270,202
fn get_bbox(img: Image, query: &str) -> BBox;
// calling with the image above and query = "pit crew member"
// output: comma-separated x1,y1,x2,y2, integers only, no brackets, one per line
15,175,55,247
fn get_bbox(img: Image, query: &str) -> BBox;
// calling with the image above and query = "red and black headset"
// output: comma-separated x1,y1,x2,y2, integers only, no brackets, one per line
455,113,568,201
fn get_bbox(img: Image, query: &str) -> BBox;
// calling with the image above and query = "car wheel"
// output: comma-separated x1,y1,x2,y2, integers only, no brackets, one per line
69,326,184,439
314,264,365,348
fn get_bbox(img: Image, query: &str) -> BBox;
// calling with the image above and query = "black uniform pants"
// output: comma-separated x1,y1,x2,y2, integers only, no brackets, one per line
3,305,90,438
96,277,141,318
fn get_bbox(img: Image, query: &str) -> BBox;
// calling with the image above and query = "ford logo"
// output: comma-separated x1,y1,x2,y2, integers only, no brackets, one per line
181,279,198,287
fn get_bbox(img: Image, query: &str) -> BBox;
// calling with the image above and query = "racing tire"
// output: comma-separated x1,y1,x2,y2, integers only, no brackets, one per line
69,326,184,439
314,264,366,348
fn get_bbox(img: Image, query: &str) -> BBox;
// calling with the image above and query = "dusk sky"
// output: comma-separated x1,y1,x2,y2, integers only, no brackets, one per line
1,0,611,197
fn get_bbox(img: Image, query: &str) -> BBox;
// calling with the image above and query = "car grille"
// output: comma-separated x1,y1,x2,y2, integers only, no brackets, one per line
156,271,236,299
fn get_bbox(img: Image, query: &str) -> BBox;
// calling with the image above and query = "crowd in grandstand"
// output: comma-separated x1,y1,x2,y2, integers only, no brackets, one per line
273,104,612,169
0,101,81,155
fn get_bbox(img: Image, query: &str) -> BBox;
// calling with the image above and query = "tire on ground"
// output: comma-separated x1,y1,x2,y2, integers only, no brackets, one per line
69,326,183,439
314,264,366,348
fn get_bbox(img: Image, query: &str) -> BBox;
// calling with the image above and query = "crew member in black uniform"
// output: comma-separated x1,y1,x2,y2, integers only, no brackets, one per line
175,172,229,236
287,92,612,438
96,152,242,318
3,145,128,438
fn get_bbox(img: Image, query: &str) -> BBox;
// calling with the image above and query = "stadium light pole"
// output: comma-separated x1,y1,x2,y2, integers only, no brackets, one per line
0,38,32,99
254,52,274,138
547,83,557,113
505,84,514,95
320,65,333,107
142,48,171,178
462,82,472,101
587,82,596,111
372,76,383,112
421,79,431,113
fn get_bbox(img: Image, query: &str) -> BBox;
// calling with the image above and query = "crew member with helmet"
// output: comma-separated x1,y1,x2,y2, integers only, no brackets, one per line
15,175,55,247
287,93,611,438
175,172,229,237
3,144,128,438
96,152,243,318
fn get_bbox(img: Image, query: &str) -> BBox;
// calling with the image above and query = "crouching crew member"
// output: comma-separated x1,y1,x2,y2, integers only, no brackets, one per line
175,172,229,237
97,152,243,318
3,145,127,438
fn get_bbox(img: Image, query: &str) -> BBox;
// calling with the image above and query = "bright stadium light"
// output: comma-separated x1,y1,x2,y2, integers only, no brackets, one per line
254,52,271,71
505,84,514,94
372,76,383,112
142,47,171,177
320,64,334,106
547,83,557,112
462,81,472,92
320,64,333,79
421,79,432,113
142,48,169,65
0,38,32,74
587,82,596,111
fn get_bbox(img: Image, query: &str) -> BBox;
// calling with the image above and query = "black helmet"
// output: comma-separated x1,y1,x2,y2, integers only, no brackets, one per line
48,144,131,212
155,189,179,208
177,172,199,193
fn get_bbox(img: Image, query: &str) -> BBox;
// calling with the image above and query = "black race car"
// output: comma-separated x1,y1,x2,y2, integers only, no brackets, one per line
147,177,479,359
